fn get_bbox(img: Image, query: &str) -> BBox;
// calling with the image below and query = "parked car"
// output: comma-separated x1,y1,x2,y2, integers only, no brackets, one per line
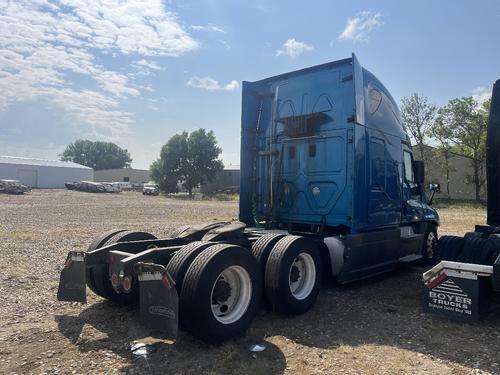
111,182,132,191
64,181,121,193
101,183,121,193
0,179,30,194
142,183,159,196
64,182,78,190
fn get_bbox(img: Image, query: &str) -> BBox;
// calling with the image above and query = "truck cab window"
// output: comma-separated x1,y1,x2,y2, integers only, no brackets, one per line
368,88,382,114
403,151,414,183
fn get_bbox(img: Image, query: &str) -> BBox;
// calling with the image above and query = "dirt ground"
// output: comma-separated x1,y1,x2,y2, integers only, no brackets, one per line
0,190,499,375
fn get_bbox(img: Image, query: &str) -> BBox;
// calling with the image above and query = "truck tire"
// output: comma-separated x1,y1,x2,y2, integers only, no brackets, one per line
486,235,500,265
464,231,483,240
167,225,191,239
265,236,322,315
251,233,286,269
89,230,157,304
85,229,127,296
457,236,485,263
165,241,214,297
461,236,499,265
421,224,437,265
87,229,128,253
474,238,498,265
435,235,464,262
180,244,261,344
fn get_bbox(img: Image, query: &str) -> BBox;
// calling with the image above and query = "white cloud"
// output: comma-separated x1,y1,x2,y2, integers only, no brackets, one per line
186,77,240,92
190,24,225,33
94,70,140,98
338,11,383,43
276,38,313,59
472,86,491,106
131,59,164,77
132,59,164,71
223,80,240,91
0,0,198,136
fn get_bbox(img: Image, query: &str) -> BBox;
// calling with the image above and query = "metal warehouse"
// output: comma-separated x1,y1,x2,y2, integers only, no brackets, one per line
200,166,240,193
94,168,151,184
0,156,93,188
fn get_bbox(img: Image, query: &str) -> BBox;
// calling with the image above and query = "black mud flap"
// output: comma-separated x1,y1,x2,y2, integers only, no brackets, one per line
422,261,493,322
136,263,179,339
57,251,87,303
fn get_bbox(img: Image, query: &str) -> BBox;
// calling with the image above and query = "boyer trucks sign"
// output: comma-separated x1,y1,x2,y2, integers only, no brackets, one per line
423,273,482,321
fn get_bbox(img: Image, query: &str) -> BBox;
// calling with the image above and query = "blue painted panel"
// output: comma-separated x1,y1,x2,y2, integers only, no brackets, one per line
351,67,409,233
240,55,436,233
275,130,352,225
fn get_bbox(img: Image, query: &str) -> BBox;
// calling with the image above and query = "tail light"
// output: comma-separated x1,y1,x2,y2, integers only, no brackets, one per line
111,274,119,287
123,276,132,292
162,275,172,289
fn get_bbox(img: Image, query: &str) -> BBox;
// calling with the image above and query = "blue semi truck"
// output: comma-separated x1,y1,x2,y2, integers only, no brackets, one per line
57,54,440,343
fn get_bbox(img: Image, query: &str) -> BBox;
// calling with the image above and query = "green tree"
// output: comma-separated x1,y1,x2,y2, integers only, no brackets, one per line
151,129,224,196
440,97,488,201
401,93,437,161
59,139,132,170
429,108,456,197
150,132,188,193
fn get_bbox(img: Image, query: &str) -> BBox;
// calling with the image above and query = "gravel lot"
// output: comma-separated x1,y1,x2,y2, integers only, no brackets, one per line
0,190,499,374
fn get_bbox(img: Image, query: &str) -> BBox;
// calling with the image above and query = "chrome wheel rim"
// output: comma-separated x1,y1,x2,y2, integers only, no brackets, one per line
289,252,316,300
210,265,252,324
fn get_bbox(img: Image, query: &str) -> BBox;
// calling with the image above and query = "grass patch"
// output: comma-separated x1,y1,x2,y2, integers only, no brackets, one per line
437,204,486,236
202,193,239,201
433,198,486,209
163,192,239,202
0,230,40,241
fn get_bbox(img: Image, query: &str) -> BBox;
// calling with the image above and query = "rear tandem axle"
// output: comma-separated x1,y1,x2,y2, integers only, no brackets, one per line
57,222,323,344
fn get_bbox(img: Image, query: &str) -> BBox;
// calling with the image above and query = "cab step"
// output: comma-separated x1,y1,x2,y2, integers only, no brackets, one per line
399,254,423,263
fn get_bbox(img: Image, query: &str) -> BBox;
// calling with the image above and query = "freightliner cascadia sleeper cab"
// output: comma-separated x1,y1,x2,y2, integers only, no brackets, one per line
57,54,439,343
240,53,439,282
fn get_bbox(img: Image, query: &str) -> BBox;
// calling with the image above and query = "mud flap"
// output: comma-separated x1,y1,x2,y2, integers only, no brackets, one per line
136,263,179,339
422,261,494,321
57,251,87,303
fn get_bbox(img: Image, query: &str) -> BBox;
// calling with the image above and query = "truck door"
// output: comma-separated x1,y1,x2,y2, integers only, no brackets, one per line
367,133,401,228
401,145,422,223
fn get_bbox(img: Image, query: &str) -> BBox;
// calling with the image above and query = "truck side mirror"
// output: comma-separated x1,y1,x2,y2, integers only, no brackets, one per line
413,160,425,184
428,183,440,205
429,183,441,193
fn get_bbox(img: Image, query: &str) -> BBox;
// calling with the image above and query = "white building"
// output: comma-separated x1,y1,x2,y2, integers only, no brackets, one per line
0,156,93,188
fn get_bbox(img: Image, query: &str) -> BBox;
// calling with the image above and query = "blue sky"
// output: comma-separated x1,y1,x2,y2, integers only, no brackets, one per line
1,0,499,169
